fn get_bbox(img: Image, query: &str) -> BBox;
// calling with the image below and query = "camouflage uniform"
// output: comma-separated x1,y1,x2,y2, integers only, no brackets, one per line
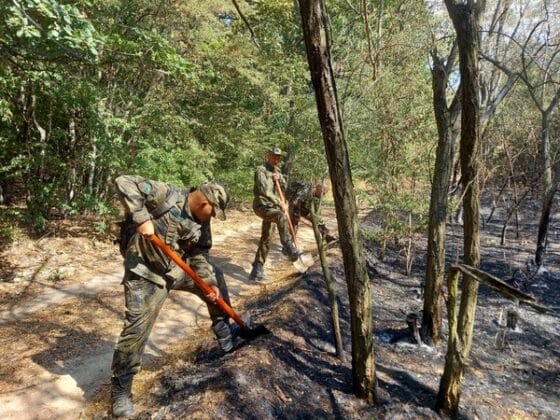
251,162,296,268
286,181,314,229
112,175,234,389
286,181,332,240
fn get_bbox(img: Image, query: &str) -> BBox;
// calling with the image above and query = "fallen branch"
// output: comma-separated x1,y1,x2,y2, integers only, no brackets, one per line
449,264,553,313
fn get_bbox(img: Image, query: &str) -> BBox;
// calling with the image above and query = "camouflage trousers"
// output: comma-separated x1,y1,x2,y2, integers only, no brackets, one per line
252,206,293,266
111,266,229,379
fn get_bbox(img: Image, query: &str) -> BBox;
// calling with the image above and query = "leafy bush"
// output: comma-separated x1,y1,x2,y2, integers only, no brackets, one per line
0,226,19,244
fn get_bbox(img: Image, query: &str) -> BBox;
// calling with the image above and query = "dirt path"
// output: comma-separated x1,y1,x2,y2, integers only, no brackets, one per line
0,210,325,419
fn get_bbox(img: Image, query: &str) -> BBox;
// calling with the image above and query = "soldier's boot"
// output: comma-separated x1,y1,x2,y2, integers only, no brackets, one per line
111,374,134,417
285,241,303,262
248,262,265,281
212,320,245,353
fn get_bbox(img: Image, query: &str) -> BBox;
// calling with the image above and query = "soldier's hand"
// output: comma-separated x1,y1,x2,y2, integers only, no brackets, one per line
137,219,155,237
205,285,220,303
272,172,280,181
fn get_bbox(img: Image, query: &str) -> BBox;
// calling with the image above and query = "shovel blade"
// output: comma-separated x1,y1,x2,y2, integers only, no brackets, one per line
240,324,271,340
293,252,314,273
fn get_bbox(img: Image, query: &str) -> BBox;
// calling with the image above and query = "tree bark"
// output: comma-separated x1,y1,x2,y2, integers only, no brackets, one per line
68,115,77,204
436,268,463,416
438,263,551,415
535,162,560,266
310,205,345,361
535,110,555,266
438,0,484,414
299,0,376,403
88,135,97,195
422,48,460,345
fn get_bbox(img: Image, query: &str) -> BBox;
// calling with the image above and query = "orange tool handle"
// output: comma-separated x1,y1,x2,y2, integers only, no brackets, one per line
273,177,299,247
149,234,248,329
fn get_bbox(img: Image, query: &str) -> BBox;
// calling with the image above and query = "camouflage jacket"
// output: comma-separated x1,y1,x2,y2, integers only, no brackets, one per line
252,162,286,212
286,181,314,219
115,175,215,287
286,181,325,226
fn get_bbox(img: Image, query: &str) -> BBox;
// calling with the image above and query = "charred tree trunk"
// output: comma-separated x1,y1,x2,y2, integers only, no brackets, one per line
422,48,460,346
438,0,484,415
299,0,376,403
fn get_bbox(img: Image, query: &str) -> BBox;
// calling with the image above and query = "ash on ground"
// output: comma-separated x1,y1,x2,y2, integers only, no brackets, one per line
130,200,559,419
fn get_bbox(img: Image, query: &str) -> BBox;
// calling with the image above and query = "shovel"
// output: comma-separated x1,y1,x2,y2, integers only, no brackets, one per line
149,234,270,339
273,178,314,273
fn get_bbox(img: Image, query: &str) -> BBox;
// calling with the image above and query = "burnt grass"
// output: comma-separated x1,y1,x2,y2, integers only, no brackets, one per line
135,198,559,419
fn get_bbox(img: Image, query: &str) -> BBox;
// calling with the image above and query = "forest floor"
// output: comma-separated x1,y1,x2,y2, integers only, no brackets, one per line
0,197,559,419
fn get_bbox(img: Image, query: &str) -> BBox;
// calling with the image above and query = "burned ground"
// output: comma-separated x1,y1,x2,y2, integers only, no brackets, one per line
119,198,559,419
1,198,559,419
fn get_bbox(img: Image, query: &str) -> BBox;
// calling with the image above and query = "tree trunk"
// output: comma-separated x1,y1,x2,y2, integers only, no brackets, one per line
88,135,97,195
30,94,47,181
436,268,463,416
422,50,460,345
438,0,483,414
438,263,551,415
535,111,553,266
68,116,77,204
299,0,376,403
535,167,560,267
310,204,345,361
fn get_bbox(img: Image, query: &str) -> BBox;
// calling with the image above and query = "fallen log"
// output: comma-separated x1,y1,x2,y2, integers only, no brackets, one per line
450,264,553,313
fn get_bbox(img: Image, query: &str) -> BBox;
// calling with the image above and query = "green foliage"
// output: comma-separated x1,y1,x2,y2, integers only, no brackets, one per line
0,208,24,243
0,0,551,241
0,226,19,244
94,220,107,235
2,0,102,60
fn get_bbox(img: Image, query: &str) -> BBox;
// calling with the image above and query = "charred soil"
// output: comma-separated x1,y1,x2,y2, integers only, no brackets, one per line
108,199,558,419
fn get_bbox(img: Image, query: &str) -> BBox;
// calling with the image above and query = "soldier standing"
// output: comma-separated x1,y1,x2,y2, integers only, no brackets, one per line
249,147,301,281
111,175,242,417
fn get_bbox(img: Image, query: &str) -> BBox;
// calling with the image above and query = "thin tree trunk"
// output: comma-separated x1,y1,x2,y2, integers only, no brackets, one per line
438,0,484,415
310,205,345,361
68,115,77,204
486,176,508,223
535,170,560,266
19,84,33,202
422,50,460,345
535,111,553,266
88,135,97,195
299,0,376,403
502,137,520,240
436,268,463,415
30,94,47,181
437,263,551,415
450,0,482,353
501,187,532,245
405,211,414,277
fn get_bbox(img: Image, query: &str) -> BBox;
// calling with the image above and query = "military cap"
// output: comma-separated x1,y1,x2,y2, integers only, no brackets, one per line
268,146,283,156
200,181,230,220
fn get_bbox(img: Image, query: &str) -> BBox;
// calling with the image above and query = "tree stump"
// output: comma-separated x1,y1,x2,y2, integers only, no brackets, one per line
406,312,422,345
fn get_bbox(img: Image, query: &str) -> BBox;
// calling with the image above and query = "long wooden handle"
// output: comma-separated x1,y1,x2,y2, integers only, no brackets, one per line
273,178,299,247
149,234,247,328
